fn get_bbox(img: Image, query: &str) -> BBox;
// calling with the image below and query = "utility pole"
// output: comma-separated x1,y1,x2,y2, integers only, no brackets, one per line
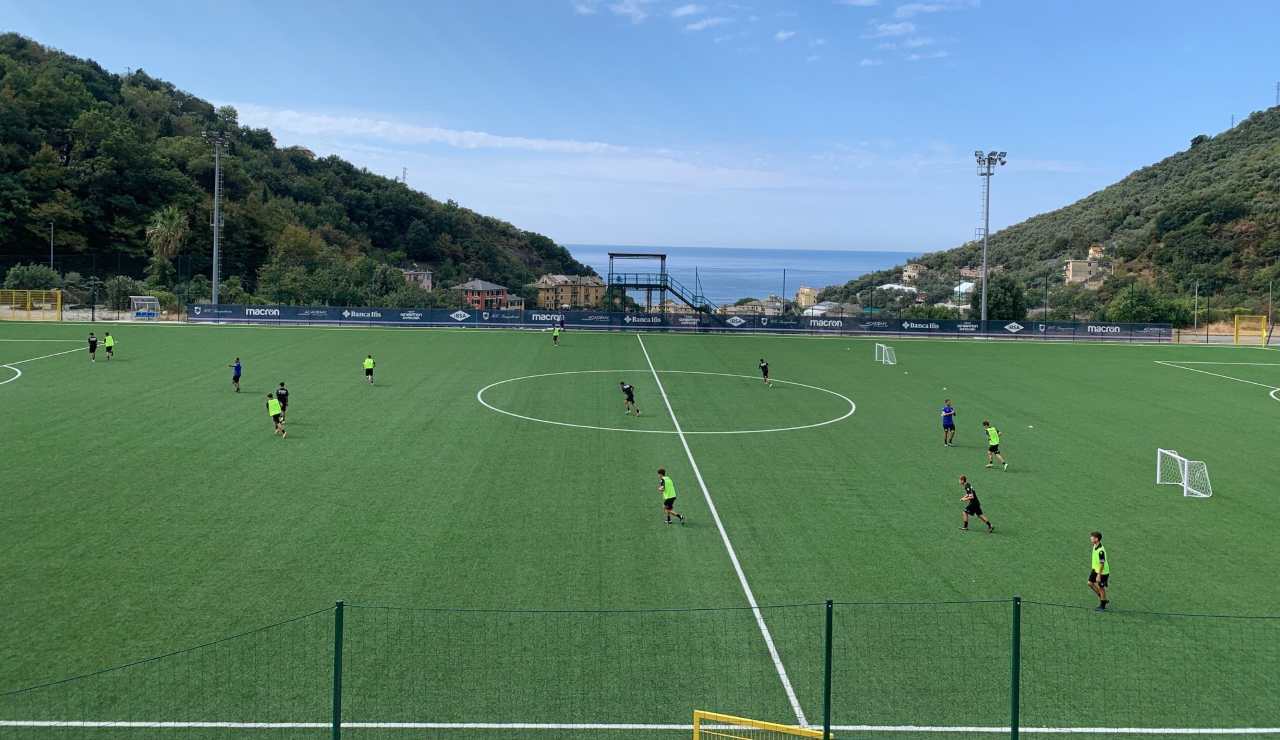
202,131,227,305
49,222,54,269
1193,282,1199,331
975,150,1007,324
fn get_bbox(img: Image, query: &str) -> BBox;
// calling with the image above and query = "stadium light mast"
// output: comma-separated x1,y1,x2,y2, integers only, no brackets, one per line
202,131,228,305
975,150,1007,323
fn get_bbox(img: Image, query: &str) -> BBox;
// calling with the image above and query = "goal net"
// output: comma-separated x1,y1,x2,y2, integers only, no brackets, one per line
1156,448,1212,498
693,711,825,739
1233,315,1267,345
874,342,896,365
130,295,161,321
0,289,63,321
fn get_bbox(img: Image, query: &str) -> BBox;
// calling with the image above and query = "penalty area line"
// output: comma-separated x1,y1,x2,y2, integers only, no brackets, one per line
3,721,1280,734
1153,360,1280,391
636,334,808,728
0,346,86,386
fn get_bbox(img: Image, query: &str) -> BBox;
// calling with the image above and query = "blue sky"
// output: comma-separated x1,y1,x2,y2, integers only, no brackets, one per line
3,1,1277,251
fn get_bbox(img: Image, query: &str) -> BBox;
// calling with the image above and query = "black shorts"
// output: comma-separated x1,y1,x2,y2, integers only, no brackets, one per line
89,345,97,352
279,402,288,411
964,503,983,516
365,368,373,376
943,424,955,431
233,375,241,383
625,395,635,404
1088,571,1110,587
106,346,113,354
272,414,282,424
988,444,1000,453
663,497,676,510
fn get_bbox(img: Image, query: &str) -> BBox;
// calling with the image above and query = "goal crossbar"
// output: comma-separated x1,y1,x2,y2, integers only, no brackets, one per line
874,343,896,366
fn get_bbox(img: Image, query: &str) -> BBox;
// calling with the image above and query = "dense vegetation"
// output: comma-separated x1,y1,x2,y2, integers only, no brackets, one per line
0,34,592,309
821,107,1280,324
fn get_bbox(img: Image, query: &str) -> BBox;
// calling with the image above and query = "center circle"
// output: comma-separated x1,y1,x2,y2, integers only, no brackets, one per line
476,369,855,435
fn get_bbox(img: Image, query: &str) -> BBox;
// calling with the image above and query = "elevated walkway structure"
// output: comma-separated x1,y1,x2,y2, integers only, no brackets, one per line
607,252,718,313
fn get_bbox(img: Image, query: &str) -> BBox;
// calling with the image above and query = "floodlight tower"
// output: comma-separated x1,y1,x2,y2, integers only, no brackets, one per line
975,150,1007,323
202,131,228,305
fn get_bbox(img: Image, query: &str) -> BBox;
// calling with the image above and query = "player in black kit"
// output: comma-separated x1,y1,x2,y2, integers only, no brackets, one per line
759,358,773,388
276,382,290,420
958,475,994,533
619,381,640,416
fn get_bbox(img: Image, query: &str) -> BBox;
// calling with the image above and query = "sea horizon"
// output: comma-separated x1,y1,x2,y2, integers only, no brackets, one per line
566,243,921,306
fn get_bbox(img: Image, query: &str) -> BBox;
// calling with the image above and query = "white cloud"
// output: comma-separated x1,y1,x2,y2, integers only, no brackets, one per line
774,29,797,41
906,49,949,60
895,0,978,18
609,0,652,23
233,104,629,155
859,58,884,66
748,14,760,21
806,54,821,62
877,41,897,49
866,21,915,37
571,0,599,14
671,3,704,17
811,37,827,46
835,0,879,5
686,16,731,31
902,36,934,47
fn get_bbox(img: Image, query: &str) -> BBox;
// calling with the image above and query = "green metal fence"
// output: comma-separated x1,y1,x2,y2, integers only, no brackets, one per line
2,598,1277,739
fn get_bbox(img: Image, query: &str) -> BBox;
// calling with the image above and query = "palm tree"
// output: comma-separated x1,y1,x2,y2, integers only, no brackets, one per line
144,205,189,290
145,205,188,260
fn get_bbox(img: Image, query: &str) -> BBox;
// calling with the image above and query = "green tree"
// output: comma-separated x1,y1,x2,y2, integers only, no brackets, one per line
970,275,1027,321
103,275,146,309
4,263,61,289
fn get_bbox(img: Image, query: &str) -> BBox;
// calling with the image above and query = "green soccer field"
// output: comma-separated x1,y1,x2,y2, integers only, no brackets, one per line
2,321,1277,739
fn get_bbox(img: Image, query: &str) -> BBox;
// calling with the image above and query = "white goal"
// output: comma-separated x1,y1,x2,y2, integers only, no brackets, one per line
874,342,897,365
130,295,161,321
1156,448,1212,498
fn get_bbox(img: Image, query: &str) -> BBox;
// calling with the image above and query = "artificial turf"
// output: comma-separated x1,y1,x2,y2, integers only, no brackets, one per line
2,321,1277,738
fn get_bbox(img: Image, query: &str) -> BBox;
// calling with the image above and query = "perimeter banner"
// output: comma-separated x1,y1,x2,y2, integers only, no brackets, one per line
187,305,1171,341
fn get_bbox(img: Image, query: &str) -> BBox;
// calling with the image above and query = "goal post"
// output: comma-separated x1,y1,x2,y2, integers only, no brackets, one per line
1156,448,1212,498
874,343,897,366
692,711,826,739
1233,315,1267,345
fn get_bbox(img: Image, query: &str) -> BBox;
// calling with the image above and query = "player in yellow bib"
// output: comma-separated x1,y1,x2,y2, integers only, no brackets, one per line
1088,531,1110,612
363,355,375,385
266,393,286,438
552,326,561,347
657,468,685,525
982,420,1008,470
103,333,116,360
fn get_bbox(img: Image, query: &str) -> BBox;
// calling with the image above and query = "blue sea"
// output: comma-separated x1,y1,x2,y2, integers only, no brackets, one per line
566,245,920,305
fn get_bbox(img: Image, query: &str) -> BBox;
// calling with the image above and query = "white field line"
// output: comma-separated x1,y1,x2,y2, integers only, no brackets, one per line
0,346,86,386
3,721,1279,734
1153,361,1280,391
0,339,83,342
1156,361,1280,366
636,335,808,727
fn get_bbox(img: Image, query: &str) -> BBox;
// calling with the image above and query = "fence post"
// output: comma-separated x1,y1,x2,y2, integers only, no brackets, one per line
1010,595,1021,740
823,600,834,740
332,600,345,740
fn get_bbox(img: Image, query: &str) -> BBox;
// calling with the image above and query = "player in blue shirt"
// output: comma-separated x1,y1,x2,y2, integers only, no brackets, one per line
941,399,956,447
229,357,242,393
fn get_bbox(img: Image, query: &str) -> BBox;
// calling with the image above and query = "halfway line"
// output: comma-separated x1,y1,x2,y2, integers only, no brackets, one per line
636,334,808,727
